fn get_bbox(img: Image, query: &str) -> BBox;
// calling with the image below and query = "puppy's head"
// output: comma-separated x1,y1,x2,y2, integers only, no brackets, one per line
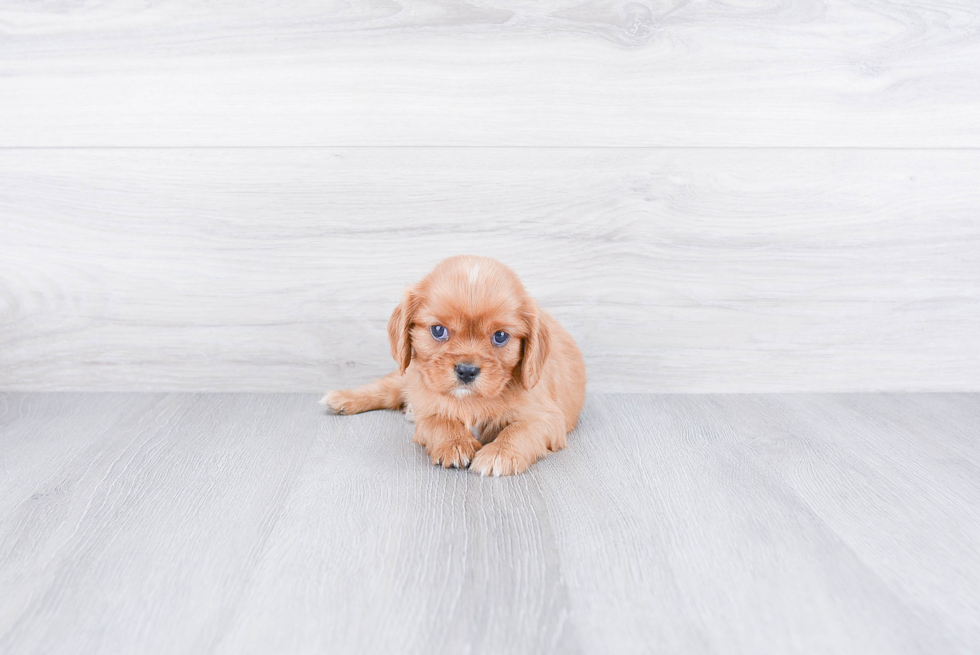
388,256,549,399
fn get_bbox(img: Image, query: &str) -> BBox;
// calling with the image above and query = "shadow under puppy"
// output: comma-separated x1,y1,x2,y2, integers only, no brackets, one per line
321,255,586,476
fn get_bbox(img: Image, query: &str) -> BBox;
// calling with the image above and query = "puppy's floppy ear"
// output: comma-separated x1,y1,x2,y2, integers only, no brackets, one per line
518,297,551,390
387,285,420,373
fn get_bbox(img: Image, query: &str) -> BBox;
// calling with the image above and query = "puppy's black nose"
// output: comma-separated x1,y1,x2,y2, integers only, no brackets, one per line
454,363,480,384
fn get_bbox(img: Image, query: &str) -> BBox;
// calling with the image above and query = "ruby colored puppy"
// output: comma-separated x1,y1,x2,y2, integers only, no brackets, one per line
321,256,586,476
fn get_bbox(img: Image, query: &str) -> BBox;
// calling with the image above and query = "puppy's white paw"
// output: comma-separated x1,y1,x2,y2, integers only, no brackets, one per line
403,402,415,422
470,443,531,477
427,436,481,469
319,390,347,414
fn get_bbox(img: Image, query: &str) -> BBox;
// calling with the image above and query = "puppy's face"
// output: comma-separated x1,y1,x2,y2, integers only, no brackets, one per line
388,257,549,399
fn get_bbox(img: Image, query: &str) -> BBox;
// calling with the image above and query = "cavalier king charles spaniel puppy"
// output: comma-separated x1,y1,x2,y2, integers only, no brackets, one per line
321,255,586,476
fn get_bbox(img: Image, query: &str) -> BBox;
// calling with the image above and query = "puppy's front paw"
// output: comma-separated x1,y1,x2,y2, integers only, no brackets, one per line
320,390,354,414
470,442,531,477
427,436,482,469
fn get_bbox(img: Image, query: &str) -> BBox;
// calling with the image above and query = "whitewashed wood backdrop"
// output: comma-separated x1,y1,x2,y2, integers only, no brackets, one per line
1,0,978,392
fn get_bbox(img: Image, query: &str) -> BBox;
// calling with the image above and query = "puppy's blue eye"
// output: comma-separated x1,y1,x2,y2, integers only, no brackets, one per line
430,325,449,341
492,331,510,346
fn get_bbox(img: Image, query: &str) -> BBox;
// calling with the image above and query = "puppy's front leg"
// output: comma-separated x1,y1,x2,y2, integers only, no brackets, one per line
415,415,482,469
320,371,404,415
470,417,566,477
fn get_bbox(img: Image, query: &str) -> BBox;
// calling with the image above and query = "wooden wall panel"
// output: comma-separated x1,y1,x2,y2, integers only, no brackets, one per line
2,148,977,392
1,0,978,147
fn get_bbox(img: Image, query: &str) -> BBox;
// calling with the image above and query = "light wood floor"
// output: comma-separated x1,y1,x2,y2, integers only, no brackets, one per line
1,392,977,654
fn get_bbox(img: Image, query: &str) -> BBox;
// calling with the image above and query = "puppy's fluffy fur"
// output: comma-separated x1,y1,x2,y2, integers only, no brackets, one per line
321,256,586,476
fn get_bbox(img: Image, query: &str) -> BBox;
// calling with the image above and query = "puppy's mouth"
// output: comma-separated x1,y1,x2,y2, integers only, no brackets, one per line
450,387,474,399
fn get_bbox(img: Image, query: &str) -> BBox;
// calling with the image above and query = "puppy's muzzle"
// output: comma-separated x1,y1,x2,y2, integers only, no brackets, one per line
454,363,480,384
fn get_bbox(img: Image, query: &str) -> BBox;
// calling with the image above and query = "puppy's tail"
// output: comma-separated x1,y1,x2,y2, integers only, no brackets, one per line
319,371,405,415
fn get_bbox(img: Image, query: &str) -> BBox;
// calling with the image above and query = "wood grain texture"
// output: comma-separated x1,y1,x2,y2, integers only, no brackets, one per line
1,392,978,654
2,148,978,392
0,393,318,654
1,0,979,146
534,394,980,653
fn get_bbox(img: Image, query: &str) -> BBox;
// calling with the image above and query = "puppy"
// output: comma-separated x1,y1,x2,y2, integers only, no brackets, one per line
320,255,586,476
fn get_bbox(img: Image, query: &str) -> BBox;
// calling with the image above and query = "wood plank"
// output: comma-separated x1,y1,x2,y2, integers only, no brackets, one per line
700,394,980,650
533,394,965,654
0,393,163,517
3,393,978,653
1,0,979,146
2,148,978,392
0,393,317,654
